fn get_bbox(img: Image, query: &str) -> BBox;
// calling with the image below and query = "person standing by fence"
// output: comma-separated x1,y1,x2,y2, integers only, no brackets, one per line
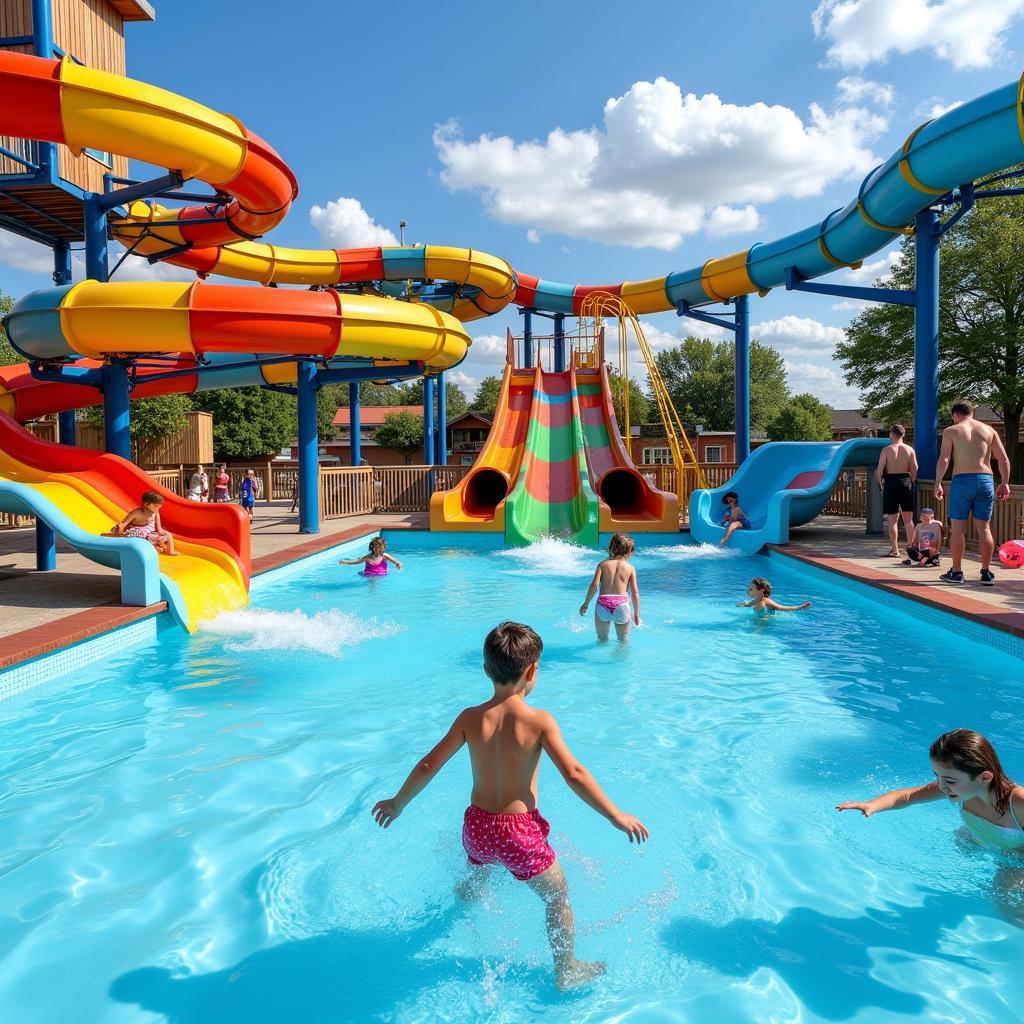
239,469,260,522
875,425,917,558
934,401,1012,586
187,464,209,503
213,464,231,503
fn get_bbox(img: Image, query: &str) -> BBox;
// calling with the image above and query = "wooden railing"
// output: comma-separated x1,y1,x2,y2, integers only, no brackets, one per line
825,470,868,517
320,468,374,518
372,465,472,514
148,469,185,496
0,511,35,530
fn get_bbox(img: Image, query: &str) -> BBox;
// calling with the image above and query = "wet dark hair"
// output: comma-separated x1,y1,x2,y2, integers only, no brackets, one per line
608,533,635,558
951,400,974,417
369,536,386,556
483,621,543,685
889,424,905,437
930,729,1016,816
750,577,772,597
141,491,163,506
722,491,739,504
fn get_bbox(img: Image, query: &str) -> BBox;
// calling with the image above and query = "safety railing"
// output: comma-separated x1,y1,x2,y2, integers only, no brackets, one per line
916,480,1024,549
825,470,868,517
148,469,185,496
320,467,374,518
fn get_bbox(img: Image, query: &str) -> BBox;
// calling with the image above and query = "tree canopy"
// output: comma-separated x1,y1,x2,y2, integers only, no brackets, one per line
192,387,295,460
0,290,18,366
81,393,193,457
654,336,790,433
767,393,833,441
471,375,503,415
836,184,1024,477
400,377,469,420
374,411,424,463
607,369,650,430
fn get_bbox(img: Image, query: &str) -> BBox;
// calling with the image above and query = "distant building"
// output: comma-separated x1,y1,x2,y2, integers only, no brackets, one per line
448,411,494,466
831,409,883,441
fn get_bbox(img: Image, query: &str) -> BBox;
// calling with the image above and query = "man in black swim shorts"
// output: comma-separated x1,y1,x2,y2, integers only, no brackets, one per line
875,424,918,557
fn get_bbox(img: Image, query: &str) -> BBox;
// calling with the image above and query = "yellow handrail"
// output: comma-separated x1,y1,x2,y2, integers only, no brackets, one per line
577,292,707,499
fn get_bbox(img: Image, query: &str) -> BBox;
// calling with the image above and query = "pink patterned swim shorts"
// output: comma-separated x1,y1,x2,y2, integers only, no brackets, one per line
462,804,557,881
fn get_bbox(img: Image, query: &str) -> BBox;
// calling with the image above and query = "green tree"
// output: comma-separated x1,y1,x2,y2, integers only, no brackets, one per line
837,186,1024,478
654,337,790,432
0,290,17,366
401,377,469,420
81,393,193,460
472,375,503,414
767,393,833,441
192,387,295,460
374,411,424,463
607,369,650,429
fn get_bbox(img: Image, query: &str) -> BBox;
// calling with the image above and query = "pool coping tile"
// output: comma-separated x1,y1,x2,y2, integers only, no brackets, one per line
770,543,1024,641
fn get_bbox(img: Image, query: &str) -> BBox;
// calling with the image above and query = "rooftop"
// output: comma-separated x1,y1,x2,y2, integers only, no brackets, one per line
333,405,423,427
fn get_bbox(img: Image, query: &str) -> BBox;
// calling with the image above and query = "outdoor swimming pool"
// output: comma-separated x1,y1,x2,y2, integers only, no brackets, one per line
1,532,1022,1023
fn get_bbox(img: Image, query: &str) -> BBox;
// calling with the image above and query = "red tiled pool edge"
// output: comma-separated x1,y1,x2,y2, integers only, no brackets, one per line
770,543,1024,640
0,521,426,672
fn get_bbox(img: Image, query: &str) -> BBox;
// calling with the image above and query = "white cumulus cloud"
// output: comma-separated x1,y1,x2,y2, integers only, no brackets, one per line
435,76,885,250
0,232,57,276
706,204,761,238
813,0,1024,70
754,315,846,356
309,197,399,248
836,75,894,106
785,359,860,406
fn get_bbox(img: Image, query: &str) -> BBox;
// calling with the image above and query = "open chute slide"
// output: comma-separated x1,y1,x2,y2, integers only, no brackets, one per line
689,438,888,553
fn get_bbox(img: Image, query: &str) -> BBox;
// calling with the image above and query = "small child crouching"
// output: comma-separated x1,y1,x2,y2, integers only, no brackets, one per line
105,490,177,555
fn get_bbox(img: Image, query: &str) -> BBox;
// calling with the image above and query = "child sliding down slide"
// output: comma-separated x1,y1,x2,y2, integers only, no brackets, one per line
371,621,648,991
104,491,177,555
579,533,641,641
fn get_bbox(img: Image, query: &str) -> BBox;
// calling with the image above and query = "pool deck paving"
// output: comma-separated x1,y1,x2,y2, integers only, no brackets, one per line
1,508,1021,670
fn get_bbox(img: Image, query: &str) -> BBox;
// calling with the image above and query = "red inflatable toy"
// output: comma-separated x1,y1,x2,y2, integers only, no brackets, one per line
997,539,1024,569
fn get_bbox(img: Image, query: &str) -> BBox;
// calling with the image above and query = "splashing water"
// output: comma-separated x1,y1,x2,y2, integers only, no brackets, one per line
645,543,742,561
201,607,405,657
494,537,597,576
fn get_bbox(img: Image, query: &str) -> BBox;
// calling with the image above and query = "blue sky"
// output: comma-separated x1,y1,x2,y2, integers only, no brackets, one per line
2,0,1024,407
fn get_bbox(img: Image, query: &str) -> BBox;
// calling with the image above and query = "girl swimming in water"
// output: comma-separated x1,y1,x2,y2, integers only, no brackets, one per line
339,536,402,576
836,729,1024,853
737,577,811,615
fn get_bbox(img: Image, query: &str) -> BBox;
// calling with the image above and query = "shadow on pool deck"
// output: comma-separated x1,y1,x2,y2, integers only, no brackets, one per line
109,906,550,1022
661,888,991,1021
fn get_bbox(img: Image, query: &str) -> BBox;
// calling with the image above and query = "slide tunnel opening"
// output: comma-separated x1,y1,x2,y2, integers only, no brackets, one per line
598,469,644,515
464,468,509,518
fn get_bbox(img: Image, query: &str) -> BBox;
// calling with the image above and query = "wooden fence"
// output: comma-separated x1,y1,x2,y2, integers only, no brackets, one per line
916,480,1024,549
825,469,868,517
320,468,374,518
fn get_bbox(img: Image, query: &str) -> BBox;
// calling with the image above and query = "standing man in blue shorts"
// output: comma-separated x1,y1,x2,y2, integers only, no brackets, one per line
934,400,1012,585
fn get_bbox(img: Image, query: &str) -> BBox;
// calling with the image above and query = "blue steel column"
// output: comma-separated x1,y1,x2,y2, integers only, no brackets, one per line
435,372,447,465
35,518,56,571
914,209,941,478
296,360,320,533
30,0,58,181
52,242,77,446
553,313,565,372
348,383,361,466
423,375,436,465
85,190,133,458
522,309,533,369
734,294,750,464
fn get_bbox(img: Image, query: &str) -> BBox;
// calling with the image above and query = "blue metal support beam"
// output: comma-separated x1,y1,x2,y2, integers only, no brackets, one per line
734,294,750,464
435,371,446,465
423,375,435,465
676,298,753,463
101,360,131,460
553,313,565,372
54,232,77,449
783,266,916,306
522,309,533,369
349,383,361,466
914,209,941,479
35,518,56,572
296,359,320,534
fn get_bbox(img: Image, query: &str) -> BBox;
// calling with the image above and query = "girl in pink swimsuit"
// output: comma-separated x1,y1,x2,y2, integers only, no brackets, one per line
339,536,403,576
579,533,641,641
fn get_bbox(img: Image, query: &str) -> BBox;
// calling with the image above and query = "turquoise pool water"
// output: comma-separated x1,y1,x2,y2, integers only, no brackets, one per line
1,533,1022,1023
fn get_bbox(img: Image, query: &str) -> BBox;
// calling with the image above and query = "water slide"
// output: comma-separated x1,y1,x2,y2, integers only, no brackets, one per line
0,49,1021,587
0,410,248,630
505,369,599,547
689,438,888,553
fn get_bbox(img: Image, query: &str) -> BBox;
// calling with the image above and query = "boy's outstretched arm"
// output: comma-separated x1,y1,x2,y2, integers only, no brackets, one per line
539,712,649,843
579,567,601,615
372,713,466,828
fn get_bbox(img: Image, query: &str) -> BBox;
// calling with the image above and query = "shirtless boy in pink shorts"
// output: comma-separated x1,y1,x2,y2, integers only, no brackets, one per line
371,621,649,991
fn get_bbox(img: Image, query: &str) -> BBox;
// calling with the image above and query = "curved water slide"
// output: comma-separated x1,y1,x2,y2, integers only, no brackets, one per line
429,361,533,533
689,438,888,553
575,363,678,532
